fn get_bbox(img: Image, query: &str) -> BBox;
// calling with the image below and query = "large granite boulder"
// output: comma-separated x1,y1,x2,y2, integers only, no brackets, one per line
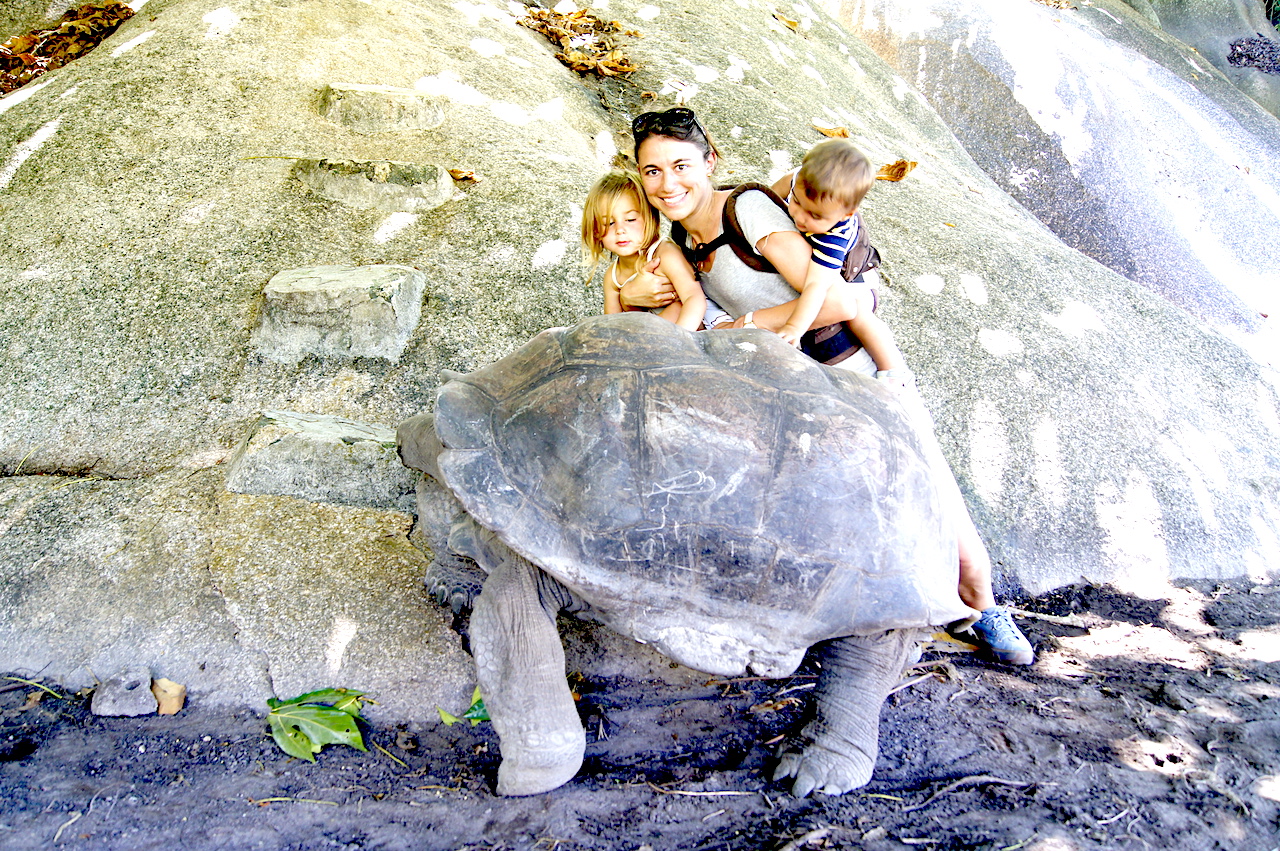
833,0,1280,347
0,0,1277,712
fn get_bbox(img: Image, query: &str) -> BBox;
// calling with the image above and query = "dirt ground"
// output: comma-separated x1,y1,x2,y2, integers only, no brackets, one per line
2,579,1278,851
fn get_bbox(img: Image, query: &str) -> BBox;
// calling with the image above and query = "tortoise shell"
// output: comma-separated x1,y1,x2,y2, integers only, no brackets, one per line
433,313,968,677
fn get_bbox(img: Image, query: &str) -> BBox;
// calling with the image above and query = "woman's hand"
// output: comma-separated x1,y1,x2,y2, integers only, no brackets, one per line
618,257,677,310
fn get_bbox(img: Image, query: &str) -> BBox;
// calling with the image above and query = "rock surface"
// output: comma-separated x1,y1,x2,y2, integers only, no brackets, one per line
1,0,1278,715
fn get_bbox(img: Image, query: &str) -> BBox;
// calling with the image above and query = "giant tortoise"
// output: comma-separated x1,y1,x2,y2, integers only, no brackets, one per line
397,313,974,797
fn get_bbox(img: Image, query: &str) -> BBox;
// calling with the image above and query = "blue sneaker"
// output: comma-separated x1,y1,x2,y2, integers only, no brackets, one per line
971,607,1035,665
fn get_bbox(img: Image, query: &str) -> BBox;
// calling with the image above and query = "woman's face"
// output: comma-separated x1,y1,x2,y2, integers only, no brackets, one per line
636,135,715,222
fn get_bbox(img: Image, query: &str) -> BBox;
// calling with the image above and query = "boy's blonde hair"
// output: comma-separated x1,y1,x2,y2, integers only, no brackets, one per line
580,171,660,269
796,139,873,212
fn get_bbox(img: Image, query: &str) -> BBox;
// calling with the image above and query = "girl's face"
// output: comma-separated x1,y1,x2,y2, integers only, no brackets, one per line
636,135,716,223
600,194,647,258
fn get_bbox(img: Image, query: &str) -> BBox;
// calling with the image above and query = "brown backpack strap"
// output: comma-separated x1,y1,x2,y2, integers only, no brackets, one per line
839,211,881,281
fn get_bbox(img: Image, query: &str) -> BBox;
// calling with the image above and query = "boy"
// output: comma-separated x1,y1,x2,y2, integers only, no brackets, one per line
769,139,906,377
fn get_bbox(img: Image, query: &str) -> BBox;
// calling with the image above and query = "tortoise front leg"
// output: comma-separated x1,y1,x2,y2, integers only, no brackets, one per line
774,628,921,796
470,541,586,796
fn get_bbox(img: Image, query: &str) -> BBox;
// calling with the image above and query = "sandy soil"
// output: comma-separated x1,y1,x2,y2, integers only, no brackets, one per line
2,579,1278,850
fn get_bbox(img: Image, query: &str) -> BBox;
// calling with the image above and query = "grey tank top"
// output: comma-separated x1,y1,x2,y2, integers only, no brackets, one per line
684,190,801,318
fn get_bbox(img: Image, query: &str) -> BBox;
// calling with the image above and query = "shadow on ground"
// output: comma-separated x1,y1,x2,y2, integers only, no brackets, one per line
2,580,1278,850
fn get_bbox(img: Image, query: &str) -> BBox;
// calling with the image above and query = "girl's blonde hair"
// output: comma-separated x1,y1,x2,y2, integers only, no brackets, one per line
580,171,660,278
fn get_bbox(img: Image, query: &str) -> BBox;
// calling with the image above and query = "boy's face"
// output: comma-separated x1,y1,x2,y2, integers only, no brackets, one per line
788,178,856,235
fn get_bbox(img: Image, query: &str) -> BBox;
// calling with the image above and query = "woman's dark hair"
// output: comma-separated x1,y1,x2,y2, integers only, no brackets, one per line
632,107,720,161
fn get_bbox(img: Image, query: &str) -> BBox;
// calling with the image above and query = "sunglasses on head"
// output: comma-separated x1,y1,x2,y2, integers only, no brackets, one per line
632,107,705,139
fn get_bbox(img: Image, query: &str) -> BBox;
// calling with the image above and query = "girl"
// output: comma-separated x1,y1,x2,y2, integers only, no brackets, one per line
581,170,706,331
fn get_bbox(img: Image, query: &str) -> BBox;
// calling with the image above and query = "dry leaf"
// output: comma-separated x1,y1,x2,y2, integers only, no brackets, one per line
151,678,187,715
518,7,640,78
1,2,135,94
772,11,800,32
813,125,850,138
448,168,479,183
877,159,918,181
20,690,44,711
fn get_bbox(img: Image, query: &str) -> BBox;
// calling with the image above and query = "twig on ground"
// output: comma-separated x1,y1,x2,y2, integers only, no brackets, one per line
247,796,339,806
2,676,64,699
776,826,830,851
888,672,939,696
646,782,754,797
1005,607,1090,627
903,774,1030,813
373,742,408,768
52,810,82,843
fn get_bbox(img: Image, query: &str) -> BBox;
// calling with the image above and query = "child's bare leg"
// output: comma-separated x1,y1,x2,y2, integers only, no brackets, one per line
655,300,684,323
849,310,906,372
956,518,996,612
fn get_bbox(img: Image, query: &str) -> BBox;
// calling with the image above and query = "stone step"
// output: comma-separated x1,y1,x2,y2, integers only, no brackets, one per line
225,410,417,512
292,158,454,212
319,82,446,134
250,264,425,364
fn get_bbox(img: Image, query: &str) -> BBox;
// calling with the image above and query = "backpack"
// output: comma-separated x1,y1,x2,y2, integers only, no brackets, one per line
670,183,882,365
671,183,881,283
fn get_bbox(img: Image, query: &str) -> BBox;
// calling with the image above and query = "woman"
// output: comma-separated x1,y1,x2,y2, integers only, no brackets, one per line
620,107,1032,666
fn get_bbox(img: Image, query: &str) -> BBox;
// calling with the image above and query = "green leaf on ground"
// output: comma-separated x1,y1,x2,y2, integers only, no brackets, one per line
267,689,369,761
438,686,489,726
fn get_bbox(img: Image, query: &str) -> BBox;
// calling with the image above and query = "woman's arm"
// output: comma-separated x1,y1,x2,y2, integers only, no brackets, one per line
617,256,677,310
730,230,853,332
654,242,707,331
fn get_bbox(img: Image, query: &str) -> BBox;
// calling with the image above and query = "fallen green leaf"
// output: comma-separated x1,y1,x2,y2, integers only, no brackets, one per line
437,686,489,727
267,689,369,761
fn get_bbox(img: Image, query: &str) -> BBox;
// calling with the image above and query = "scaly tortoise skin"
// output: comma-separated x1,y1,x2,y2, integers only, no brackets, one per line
398,312,972,796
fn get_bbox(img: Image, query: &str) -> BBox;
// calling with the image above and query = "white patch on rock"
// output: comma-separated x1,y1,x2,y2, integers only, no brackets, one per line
1008,165,1036,188
767,150,793,184
594,130,617,165
127,0,150,10
58,85,78,99
693,65,719,83
846,55,865,76
373,212,419,244
488,101,531,124
968,398,1007,503
724,64,744,82
736,342,759,352
0,80,50,117
202,8,240,39
1042,301,1107,337
1156,429,1222,534
801,65,826,87
958,274,988,305
660,80,698,103
797,433,812,454
19,267,49,279
1032,416,1067,509
636,4,661,20
415,70,489,106
1095,472,1169,593
978,328,1024,356
760,37,785,65
470,37,506,58
729,126,743,138
179,200,216,224
110,29,155,57
0,118,60,190
456,1,512,27
891,75,911,102
326,616,360,673
532,239,567,269
914,274,945,295
553,0,576,12
533,98,565,123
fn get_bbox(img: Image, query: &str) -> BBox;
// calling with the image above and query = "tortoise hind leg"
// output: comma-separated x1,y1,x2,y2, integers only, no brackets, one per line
470,541,585,796
774,628,921,796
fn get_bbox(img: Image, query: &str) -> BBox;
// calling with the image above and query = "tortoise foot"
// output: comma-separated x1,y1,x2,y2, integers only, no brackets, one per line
425,552,485,613
495,725,586,796
773,739,874,797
